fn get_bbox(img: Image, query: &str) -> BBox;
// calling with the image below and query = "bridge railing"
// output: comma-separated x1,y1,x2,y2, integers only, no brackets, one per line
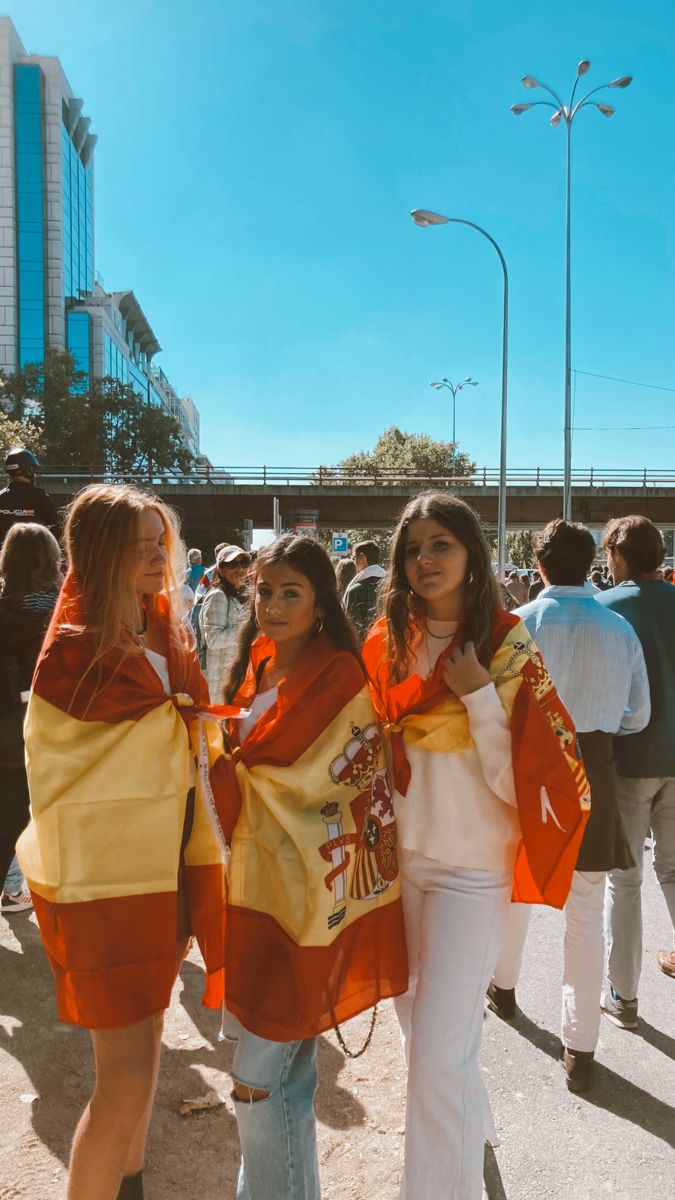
38,465,675,489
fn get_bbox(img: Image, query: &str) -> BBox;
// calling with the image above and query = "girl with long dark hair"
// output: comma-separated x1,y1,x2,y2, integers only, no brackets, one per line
363,493,590,1200
218,534,407,1200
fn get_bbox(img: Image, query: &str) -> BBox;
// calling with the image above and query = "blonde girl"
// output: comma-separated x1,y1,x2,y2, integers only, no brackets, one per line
18,484,228,1200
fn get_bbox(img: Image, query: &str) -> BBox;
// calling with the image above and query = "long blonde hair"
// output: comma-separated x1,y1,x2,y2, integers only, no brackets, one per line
62,483,190,670
0,522,62,600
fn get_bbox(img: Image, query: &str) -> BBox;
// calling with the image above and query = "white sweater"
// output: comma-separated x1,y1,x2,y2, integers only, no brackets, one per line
392,620,520,872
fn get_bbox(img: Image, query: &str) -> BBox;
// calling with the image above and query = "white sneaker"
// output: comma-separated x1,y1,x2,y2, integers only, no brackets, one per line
1,888,34,914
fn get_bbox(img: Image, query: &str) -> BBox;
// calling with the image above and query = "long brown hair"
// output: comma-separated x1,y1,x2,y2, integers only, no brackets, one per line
0,522,62,600
62,483,190,669
225,534,362,701
380,492,500,681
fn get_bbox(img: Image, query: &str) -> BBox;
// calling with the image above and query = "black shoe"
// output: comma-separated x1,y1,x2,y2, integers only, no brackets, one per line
486,981,516,1020
560,1046,594,1094
117,1172,144,1200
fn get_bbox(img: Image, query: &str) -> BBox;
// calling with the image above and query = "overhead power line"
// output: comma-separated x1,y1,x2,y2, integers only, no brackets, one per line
573,369,675,394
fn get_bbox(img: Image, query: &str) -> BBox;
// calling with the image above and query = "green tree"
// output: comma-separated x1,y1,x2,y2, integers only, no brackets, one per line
0,351,192,473
506,530,536,568
0,412,45,462
320,425,475,484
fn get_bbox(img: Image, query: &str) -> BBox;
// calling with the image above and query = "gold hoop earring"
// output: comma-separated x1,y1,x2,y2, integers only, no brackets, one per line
315,617,324,634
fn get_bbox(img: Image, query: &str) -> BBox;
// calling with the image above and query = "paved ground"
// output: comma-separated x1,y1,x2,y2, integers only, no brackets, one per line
1,850,673,1199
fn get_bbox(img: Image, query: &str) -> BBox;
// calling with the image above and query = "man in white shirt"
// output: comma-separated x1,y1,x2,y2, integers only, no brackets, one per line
488,519,650,1093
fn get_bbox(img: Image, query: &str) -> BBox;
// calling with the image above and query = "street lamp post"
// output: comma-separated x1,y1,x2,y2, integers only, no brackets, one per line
511,60,633,521
429,377,479,477
411,209,509,581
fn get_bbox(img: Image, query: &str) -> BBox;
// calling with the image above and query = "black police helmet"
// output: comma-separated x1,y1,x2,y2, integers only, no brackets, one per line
5,447,39,476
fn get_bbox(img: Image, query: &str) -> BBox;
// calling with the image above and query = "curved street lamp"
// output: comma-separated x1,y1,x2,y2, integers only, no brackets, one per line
429,377,479,476
411,209,509,581
511,60,633,520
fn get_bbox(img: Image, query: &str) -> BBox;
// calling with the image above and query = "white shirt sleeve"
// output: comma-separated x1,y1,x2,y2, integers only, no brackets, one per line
616,634,651,735
461,681,517,809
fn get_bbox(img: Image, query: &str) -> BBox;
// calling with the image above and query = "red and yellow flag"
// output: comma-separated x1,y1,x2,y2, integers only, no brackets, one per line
363,610,590,909
216,634,409,1042
17,574,229,1029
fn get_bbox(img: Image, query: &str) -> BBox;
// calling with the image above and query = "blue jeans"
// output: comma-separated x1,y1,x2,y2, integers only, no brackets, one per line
4,854,24,894
228,1018,321,1200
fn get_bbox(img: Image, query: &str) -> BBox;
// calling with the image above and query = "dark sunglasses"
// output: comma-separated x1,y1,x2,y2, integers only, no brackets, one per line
219,557,250,569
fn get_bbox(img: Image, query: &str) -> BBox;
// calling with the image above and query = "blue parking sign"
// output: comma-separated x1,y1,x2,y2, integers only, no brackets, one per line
332,533,349,555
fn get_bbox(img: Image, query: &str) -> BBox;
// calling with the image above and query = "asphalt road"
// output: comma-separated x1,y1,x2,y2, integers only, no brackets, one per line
1,847,673,1199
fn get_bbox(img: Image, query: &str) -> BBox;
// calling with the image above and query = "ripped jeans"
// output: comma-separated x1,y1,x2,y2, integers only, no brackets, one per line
227,1014,321,1200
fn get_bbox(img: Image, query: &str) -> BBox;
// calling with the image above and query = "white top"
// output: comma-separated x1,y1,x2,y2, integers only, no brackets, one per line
144,648,171,695
144,648,198,785
391,620,520,871
239,687,278,741
516,586,650,735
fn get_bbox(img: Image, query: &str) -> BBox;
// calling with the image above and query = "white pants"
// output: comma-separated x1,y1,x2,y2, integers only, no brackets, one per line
394,850,512,1200
492,870,606,1053
606,776,675,999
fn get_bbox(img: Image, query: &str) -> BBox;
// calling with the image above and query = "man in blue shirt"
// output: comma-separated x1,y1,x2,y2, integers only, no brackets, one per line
597,515,675,1028
488,519,650,1092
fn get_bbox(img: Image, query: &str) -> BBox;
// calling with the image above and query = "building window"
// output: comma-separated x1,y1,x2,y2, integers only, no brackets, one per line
66,311,91,382
14,64,46,368
104,333,129,385
62,120,93,299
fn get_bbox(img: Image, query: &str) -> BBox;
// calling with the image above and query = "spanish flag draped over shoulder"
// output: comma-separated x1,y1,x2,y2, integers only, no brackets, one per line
216,633,408,1043
17,572,229,1029
363,609,590,909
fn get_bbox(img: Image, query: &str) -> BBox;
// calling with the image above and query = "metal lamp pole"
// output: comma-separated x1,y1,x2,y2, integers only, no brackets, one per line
429,377,479,478
411,209,509,581
511,60,633,521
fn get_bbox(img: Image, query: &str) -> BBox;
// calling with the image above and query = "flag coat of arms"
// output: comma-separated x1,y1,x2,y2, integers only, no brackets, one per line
363,609,590,909
217,633,409,1042
17,574,229,1029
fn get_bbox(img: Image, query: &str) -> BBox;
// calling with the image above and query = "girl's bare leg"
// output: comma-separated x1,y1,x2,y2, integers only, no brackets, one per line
67,941,189,1200
121,940,189,1176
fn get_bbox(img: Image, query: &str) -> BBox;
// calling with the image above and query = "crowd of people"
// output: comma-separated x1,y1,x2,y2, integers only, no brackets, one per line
1,446,674,1200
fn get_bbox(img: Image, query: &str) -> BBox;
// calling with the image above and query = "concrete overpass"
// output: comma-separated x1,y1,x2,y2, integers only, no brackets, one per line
41,466,675,549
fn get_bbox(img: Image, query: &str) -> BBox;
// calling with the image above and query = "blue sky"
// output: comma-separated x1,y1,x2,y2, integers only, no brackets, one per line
12,0,675,472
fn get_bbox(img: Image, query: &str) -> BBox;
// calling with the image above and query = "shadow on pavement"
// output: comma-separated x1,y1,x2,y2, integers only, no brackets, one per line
510,1009,675,1151
483,1143,508,1199
636,1017,675,1062
2,920,240,1196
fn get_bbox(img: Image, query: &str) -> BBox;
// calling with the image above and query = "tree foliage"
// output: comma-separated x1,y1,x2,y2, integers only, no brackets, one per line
330,425,475,482
0,350,192,473
506,530,536,568
0,412,45,463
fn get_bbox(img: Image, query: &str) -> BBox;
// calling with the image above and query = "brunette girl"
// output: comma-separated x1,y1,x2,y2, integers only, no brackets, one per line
18,484,228,1200
363,494,589,1200
0,522,62,909
219,534,407,1200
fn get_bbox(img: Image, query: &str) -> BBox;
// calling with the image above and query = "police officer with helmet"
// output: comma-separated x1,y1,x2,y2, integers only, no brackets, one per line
0,448,58,545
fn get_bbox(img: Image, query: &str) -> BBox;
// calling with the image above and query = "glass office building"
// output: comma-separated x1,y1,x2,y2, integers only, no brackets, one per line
14,63,46,368
0,17,200,455
62,119,93,301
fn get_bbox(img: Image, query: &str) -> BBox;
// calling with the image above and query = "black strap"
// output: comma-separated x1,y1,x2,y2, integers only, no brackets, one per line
255,656,271,690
